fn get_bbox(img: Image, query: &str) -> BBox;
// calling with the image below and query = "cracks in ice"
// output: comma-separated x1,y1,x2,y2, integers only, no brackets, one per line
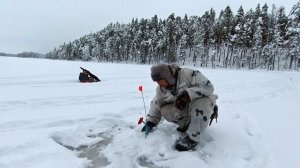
52,131,112,168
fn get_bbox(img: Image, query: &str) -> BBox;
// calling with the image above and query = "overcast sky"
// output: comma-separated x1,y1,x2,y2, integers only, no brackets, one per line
0,0,298,54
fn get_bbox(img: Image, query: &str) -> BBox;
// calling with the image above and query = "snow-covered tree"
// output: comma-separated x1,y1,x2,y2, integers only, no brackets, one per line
165,13,177,63
261,4,270,45
244,9,255,47
233,6,246,47
252,17,263,68
220,6,234,43
286,1,300,69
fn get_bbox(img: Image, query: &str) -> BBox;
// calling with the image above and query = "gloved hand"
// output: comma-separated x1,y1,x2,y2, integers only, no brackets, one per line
175,91,190,110
141,121,155,134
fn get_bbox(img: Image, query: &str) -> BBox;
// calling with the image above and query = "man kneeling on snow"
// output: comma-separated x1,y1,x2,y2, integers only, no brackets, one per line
142,63,218,151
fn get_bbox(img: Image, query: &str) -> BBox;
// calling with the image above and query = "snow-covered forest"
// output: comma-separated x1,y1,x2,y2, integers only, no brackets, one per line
46,2,300,71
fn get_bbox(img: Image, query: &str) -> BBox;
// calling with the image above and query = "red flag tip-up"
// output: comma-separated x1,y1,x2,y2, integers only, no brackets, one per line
138,117,144,125
138,85,143,92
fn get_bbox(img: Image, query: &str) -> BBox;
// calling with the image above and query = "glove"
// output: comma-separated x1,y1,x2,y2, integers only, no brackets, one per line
175,91,190,110
141,121,155,134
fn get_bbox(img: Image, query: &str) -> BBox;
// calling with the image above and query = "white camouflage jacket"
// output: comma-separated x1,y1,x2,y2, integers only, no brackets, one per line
147,64,217,125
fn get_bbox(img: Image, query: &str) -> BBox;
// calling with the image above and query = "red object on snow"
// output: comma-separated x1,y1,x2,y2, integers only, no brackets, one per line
138,85,143,92
138,117,144,125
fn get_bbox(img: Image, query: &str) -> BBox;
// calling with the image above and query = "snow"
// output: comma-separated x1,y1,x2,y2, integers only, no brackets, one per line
0,57,299,168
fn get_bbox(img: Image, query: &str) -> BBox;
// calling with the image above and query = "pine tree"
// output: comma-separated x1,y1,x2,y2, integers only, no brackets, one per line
272,6,288,70
261,4,270,45
194,16,204,66
233,6,246,47
253,17,263,69
268,5,277,43
214,10,224,45
197,10,215,67
149,15,159,63
186,15,197,58
232,6,247,68
275,6,288,46
178,34,187,64
244,9,255,47
156,19,167,63
286,1,300,69
179,14,189,64
254,4,262,21
136,18,151,64
129,18,139,62
165,13,177,63
220,6,234,43
189,16,200,64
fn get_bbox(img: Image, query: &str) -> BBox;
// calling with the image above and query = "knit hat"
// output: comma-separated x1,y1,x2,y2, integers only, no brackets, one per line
151,63,175,85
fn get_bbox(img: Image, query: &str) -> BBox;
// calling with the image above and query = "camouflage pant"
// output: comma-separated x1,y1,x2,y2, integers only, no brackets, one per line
161,96,215,142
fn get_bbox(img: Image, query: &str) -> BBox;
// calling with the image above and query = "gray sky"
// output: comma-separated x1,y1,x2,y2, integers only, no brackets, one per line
0,0,297,54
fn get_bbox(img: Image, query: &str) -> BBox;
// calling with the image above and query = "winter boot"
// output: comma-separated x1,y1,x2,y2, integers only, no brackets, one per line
175,136,198,151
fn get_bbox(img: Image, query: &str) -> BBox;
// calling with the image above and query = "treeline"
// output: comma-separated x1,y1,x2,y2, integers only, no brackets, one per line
0,52,15,56
46,2,300,70
0,52,44,58
17,52,44,58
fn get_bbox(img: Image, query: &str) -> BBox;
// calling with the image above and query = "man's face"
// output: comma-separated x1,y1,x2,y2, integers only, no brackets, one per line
156,79,169,89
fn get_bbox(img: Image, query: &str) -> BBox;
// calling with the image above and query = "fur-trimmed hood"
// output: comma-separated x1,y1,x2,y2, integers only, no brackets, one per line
150,63,180,85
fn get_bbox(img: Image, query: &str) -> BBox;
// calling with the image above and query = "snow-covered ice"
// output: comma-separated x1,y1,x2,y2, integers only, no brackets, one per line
0,57,299,168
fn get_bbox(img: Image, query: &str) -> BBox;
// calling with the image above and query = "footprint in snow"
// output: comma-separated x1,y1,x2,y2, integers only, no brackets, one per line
137,155,168,168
